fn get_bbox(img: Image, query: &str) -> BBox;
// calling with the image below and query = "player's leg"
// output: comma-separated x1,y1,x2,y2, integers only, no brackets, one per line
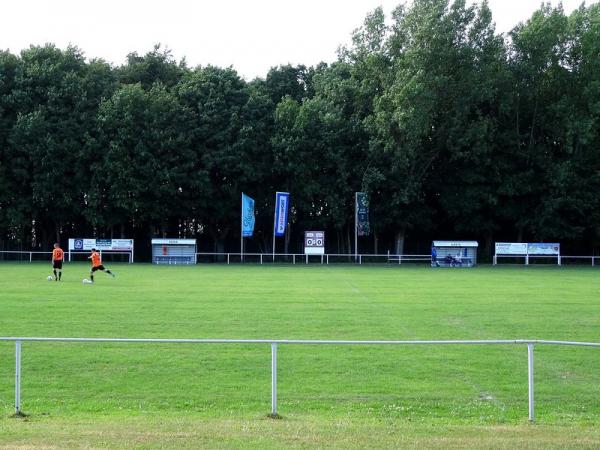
105,267,115,277
90,267,95,283
58,261,62,280
53,268,58,280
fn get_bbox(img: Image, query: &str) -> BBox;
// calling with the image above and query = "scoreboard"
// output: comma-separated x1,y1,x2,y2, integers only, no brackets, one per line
304,231,325,255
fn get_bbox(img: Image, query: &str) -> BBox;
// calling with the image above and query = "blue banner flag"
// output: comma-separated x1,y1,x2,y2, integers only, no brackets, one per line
274,192,290,237
241,193,255,237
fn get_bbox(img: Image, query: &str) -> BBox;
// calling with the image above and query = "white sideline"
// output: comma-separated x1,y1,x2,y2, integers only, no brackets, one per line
2,337,599,420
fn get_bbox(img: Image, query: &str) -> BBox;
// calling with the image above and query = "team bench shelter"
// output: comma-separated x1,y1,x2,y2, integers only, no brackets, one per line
432,241,478,267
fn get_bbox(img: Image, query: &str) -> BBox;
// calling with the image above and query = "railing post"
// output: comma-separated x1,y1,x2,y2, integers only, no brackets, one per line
293,254,295,265
326,254,329,264
271,343,278,416
261,254,263,265
15,340,21,415
528,343,534,422
29,252,32,263
359,255,362,265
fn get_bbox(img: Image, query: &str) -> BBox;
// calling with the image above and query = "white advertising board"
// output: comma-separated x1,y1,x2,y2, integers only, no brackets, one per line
495,242,528,255
527,243,560,255
69,238,134,251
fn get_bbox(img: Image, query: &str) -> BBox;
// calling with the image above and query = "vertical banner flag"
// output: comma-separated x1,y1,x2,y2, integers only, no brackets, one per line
274,192,290,237
241,193,255,237
356,192,371,236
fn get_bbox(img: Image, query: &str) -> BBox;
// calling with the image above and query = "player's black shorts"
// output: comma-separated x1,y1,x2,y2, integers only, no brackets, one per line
53,261,63,269
91,265,105,272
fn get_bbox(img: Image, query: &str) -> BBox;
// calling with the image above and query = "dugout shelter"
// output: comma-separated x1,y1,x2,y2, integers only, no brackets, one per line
151,239,197,265
432,241,478,267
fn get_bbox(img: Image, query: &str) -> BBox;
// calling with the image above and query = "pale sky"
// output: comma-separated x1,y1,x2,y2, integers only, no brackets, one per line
0,0,595,80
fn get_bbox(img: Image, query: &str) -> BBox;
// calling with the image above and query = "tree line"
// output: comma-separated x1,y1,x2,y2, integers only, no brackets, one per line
1,0,599,259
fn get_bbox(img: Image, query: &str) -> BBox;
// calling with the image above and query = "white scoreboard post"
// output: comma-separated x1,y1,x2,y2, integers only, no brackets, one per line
304,231,325,263
68,238,135,263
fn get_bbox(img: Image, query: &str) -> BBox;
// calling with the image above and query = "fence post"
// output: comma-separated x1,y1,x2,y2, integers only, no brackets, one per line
293,254,295,265
359,255,362,265
271,343,278,416
15,340,21,415
528,343,534,422
261,254,263,265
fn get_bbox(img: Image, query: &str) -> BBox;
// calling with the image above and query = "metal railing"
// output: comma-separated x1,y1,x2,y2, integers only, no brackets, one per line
196,252,431,265
2,337,599,421
0,250,133,263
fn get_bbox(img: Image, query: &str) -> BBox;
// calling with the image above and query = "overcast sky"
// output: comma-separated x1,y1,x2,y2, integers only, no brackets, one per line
1,0,596,80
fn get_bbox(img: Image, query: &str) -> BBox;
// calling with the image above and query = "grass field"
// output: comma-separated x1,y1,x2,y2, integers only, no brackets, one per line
1,262,600,448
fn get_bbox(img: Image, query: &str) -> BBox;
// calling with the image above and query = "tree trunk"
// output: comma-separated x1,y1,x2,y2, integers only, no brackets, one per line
347,225,352,261
394,228,406,255
484,230,493,261
284,221,290,254
374,232,379,255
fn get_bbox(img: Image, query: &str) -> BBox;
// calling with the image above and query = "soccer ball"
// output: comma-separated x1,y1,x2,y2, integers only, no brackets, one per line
47,275,53,281
82,278,92,284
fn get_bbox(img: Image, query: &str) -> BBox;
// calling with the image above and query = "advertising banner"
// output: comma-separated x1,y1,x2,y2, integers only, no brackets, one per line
527,243,560,255
274,192,290,237
69,238,134,251
356,192,370,236
241,193,255,238
495,242,528,255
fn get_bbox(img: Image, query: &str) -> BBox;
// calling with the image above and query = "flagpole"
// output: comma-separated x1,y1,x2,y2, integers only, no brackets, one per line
354,192,358,262
241,193,244,263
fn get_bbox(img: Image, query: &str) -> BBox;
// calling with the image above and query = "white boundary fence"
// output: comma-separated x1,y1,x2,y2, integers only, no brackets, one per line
196,252,431,264
1,251,598,266
0,250,133,263
2,337,599,421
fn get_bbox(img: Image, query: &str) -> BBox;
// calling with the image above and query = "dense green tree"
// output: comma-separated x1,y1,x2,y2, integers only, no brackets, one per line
89,83,197,237
118,45,186,90
1,2,600,257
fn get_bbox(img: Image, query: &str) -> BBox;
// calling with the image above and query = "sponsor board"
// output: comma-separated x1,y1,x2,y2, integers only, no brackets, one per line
69,238,134,251
495,242,528,255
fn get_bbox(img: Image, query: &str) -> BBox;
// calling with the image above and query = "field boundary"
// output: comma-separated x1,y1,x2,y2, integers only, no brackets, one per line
2,337,599,421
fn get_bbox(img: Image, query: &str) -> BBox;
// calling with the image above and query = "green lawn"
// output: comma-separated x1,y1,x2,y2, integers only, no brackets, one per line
1,263,600,448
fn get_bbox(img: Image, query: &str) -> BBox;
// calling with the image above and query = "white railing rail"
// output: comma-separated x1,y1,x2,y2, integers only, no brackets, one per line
0,250,133,263
195,252,431,265
2,250,598,266
2,337,599,421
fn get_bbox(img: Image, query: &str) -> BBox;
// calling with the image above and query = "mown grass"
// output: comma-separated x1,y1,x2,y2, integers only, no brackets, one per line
1,262,599,448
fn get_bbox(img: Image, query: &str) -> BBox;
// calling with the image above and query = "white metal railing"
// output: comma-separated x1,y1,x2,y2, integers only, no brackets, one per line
0,251,52,263
1,337,599,421
494,254,600,266
196,252,431,265
0,250,133,263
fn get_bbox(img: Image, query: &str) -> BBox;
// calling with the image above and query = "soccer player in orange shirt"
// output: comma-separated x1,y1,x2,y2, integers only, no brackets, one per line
51,243,64,281
87,248,115,283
